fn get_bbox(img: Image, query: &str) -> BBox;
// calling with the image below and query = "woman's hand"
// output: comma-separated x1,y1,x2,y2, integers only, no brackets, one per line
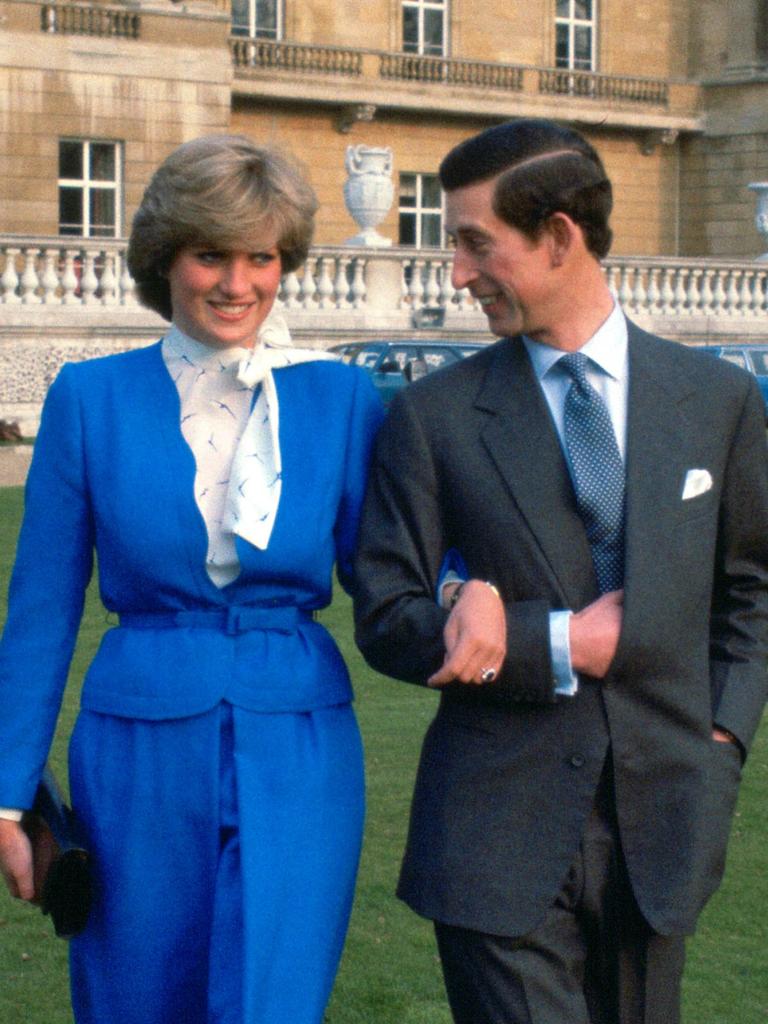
0,818,35,901
428,579,506,687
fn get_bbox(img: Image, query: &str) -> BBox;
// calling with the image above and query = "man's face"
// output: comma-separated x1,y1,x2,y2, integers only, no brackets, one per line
445,176,556,341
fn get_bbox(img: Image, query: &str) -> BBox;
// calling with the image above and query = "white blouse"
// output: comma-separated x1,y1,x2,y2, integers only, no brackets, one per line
161,316,335,588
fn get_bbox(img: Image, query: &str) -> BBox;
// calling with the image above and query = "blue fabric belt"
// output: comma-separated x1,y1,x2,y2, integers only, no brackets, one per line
118,606,312,636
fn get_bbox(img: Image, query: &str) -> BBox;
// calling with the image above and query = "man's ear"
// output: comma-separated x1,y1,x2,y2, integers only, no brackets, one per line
543,212,580,267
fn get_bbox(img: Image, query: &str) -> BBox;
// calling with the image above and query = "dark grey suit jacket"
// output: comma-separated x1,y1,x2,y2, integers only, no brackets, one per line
353,322,768,938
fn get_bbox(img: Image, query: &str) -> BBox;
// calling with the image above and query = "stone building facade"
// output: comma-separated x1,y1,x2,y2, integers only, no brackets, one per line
0,0,766,259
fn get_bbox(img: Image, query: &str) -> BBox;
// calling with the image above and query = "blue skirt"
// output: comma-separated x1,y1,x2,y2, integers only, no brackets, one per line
67,701,364,1024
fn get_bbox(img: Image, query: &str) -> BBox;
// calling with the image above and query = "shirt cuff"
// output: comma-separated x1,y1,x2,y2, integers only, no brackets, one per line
0,808,24,822
550,610,578,696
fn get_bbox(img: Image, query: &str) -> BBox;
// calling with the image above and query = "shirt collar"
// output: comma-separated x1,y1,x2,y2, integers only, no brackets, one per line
522,303,628,383
163,324,249,371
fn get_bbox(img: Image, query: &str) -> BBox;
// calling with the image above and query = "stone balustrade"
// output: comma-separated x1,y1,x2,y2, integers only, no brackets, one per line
1,237,767,324
41,1,140,38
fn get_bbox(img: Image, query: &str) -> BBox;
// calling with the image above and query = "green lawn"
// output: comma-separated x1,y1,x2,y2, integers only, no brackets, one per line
0,486,765,1023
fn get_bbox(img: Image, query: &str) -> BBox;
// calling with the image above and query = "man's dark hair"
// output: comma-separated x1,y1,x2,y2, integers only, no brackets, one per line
439,118,613,258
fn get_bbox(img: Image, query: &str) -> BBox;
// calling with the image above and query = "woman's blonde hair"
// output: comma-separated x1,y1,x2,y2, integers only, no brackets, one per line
127,134,318,320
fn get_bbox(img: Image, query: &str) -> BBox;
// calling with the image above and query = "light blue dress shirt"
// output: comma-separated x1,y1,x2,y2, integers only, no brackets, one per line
522,303,629,695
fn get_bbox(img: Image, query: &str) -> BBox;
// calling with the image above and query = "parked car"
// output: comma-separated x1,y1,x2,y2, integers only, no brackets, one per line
330,340,486,406
695,344,768,414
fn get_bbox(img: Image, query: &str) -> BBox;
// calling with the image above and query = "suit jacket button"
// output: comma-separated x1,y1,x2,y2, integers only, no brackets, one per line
569,754,586,768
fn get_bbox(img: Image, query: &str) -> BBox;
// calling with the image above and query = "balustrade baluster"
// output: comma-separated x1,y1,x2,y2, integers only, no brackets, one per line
687,269,702,317
646,266,660,315
755,271,768,316
20,248,41,304
300,258,318,308
81,250,99,304
424,259,441,307
725,271,740,316
673,268,688,316
119,256,135,304
316,256,335,308
700,270,714,316
1,247,21,304
659,267,675,315
617,265,632,311
333,256,351,308
281,271,301,308
439,261,455,311
350,259,366,309
41,248,60,304
62,250,80,304
101,252,118,305
740,269,754,317
631,266,646,316
711,269,727,315
408,259,426,309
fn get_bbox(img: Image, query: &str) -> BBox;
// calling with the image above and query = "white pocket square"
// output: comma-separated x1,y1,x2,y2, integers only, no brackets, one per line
682,468,713,501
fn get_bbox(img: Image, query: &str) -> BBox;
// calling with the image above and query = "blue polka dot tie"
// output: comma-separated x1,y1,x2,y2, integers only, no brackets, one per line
560,353,625,593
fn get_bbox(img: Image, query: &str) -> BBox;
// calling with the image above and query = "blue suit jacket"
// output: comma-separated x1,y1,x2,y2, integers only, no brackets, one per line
0,342,384,808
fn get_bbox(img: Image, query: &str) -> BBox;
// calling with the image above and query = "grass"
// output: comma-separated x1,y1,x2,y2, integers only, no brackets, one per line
0,485,766,1023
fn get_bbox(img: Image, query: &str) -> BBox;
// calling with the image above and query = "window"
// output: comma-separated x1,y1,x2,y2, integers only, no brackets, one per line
58,140,121,238
399,173,444,248
402,0,447,57
555,0,596,70
231,0,281,38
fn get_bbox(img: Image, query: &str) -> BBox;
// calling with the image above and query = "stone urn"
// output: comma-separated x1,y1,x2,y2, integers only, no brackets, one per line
343,145,394,247
748,182,768,260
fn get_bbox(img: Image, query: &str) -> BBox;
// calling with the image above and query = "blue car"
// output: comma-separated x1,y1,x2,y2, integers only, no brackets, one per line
330,340,485,407
695,344,768,416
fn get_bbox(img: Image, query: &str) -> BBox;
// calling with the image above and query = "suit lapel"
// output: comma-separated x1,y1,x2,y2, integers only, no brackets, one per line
475,338,598,607
622,325,698,602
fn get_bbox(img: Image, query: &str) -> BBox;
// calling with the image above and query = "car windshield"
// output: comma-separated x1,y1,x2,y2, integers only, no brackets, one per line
718,351,748,370
749,350,768,374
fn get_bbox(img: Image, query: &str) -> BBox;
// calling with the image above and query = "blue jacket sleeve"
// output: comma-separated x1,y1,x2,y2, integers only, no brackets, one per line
0,365,95,807
334,370,385,595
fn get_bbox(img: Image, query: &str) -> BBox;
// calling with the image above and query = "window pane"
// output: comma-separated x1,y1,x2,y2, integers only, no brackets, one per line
400,173,417,207
91,189,116,235
556,0,570,16
59,141,82,180
421,213,442,247
256,0,277,36
399,212,417,246
421,175,441,208
556,23,570,66
574,0,592,19
403,7,419,51
59,187,83,234
90,143,116,182
574,25,592,65
231,0,249,31
423,9,444,55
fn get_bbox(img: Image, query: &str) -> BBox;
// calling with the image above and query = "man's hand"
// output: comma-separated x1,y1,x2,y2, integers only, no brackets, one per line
428,579,506,687
569,589,623,679
0,818,35,901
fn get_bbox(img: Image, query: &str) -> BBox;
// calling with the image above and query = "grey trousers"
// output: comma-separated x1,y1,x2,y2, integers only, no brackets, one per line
434,771,686,1024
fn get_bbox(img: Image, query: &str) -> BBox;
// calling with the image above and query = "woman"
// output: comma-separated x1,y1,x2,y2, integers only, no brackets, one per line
0,135,383,1023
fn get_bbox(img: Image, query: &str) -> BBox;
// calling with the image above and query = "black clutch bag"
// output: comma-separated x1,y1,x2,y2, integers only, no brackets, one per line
21,766,92,938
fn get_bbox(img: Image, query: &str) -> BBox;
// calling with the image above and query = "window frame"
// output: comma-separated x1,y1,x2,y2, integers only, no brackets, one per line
58,139,122,239
555,0,597,71
402,0,448,58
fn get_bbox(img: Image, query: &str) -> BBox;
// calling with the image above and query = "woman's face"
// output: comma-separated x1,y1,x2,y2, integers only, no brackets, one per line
168,243,283,349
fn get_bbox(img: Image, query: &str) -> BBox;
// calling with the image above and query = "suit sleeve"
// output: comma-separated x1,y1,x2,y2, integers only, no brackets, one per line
333,369,386,594
0,365,94,807
353,389,556,701
708,375,768,755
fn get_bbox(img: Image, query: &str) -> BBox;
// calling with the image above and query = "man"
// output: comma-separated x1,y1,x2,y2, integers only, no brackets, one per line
353,118,768,1024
